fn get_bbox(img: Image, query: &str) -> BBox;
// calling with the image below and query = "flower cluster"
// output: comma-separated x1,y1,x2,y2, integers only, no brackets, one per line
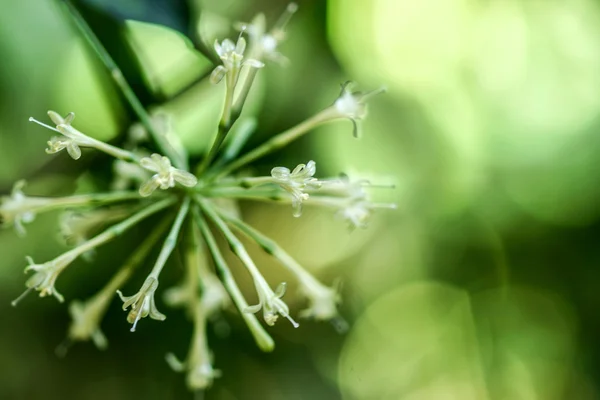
4,3,393,393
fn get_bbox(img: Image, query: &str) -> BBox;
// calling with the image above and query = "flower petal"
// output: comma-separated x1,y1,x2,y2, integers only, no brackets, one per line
67,142,82,160
210,66,227,85
172,169,198,188
139,177,160,197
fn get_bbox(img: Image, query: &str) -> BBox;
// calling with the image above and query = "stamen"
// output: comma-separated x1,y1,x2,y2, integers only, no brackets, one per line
28,117,61,133
284,313,300,328
130,297,147,332
277,305,299,328
274,3,298,31
237,25,246,41
361,86,387,101
11,287,34,307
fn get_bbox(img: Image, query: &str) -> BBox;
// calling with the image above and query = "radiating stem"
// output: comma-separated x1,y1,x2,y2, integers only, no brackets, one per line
62,1,186,169
197,198,266,282
193,206,275,352
197,187,286,200
92,215,173,302
206,118,257,175
213,108,336,180
149,198,191,279
218,211,325,292
67,197,176,258
6,191,146,218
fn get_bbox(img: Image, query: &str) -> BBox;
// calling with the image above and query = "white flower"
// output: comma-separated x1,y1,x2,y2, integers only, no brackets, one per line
43,111,93,160
298,279,342,322
138,153,198,197
167,351,221,391
117,277,166,332
67,299,108,350
271,160,321,217
0,180,38,236
163,273,229,318
236,3,298,65
336,199,397,230
165,292,223,391
332,82,386,137
12,254,78,305
320,175,396,229
210,37,264,85
244,282,299,328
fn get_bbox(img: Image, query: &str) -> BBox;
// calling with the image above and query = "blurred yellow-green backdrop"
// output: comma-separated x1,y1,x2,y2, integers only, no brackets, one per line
1,0,600,399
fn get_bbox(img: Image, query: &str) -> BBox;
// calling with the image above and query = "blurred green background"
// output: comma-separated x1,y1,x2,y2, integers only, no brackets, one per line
2,0,600,399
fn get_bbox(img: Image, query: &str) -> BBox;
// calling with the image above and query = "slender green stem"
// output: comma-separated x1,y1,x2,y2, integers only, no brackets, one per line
71,215,173,339
197,66,261,177
46,197,175,285
213,108,336,180
196,125,230,176
197,187,286,199
9,191,146,219
211,176,275,188
84,136,141,163
218,211,323,290
207,118,257,174
231,67,259,119
149,197,191,278
94,215,173,300
192,206,275,352
68,197,175,257
62,1,186,169
197,198,265,282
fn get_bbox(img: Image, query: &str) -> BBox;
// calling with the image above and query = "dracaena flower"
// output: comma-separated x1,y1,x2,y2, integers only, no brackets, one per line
138,153,198,197
330,82,386,138
298,279,342,322
236,3,298,65
42,111,94,159
271,160,322,217
67,299,108,350
0,180,37,236
244,282,298,327
13,254,77,304
210,37,264,85
117,277,166,332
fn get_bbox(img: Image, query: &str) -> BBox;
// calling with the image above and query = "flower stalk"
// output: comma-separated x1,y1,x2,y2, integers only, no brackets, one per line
117,197,190,331
218,210,342,322
61,1,187,169
66,216,172,349
197,197,299,328
193,207,275,352
12,197,175,305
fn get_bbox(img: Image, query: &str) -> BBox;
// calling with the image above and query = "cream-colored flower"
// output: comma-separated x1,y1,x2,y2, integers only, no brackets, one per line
236,3,298,64
67,299,108,350
210,36,264,84
298,279,342,322
138,153,198,197
41,111,93,160
331,82,386,138
244,282,298,327
0,180,38,236
271,160,321,217
13,254,77,305
117,277,166,332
